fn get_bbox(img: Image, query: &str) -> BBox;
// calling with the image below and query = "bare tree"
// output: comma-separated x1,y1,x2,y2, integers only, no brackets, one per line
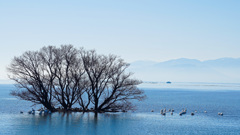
77,82,92,112
8,48,57,111
80,50,145,113
51,45,87,110
8,45,145,113
98,61,144,112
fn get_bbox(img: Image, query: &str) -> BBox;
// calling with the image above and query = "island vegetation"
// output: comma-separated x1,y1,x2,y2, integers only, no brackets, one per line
7,45,145,113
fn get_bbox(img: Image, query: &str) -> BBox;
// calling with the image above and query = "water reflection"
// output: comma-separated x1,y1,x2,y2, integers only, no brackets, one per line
1,111,240,135
1,85,240,134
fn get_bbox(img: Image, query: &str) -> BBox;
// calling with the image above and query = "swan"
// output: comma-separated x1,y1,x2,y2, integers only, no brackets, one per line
39,110,43,115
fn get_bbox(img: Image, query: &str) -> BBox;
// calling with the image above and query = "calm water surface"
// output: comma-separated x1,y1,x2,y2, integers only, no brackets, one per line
0,83,240,135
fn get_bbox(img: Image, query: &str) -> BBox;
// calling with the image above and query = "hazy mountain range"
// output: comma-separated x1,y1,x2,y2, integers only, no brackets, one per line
128,58,240,83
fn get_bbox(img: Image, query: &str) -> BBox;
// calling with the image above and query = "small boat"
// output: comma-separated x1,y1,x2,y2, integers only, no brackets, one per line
166,81,171,84
191,112,194,116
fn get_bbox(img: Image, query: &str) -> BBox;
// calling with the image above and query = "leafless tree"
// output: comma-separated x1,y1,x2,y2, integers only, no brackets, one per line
8,47,57,111
51,45,87,110
8,45,87,111
80,50,145,113
8,45,145,113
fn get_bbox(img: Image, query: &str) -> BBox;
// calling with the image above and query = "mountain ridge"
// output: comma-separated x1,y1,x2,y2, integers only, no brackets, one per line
129,57,240,83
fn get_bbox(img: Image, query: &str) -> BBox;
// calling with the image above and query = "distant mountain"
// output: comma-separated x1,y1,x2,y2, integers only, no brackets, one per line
128,58,240,83
203,58,240,68
154,58,203,68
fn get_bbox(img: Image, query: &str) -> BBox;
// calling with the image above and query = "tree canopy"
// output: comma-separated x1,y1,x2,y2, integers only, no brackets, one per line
7,45,145,113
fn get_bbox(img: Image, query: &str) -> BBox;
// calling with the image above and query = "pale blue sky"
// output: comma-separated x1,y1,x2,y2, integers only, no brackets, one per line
0,0,240,81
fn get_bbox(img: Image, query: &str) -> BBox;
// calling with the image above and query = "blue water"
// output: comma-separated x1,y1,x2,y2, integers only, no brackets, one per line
0,83,240,135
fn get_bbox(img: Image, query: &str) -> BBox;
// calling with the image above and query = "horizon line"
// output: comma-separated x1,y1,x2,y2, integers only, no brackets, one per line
131,57,240,63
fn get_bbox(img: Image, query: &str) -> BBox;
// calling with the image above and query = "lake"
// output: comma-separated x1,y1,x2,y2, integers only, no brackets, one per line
0,83,240,135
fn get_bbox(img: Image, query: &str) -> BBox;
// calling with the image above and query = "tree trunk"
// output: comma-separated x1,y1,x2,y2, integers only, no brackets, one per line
43,102,56,112
94,99,98,113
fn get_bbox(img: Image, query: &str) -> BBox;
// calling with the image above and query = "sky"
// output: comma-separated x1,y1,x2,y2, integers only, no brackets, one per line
0,0,240,82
